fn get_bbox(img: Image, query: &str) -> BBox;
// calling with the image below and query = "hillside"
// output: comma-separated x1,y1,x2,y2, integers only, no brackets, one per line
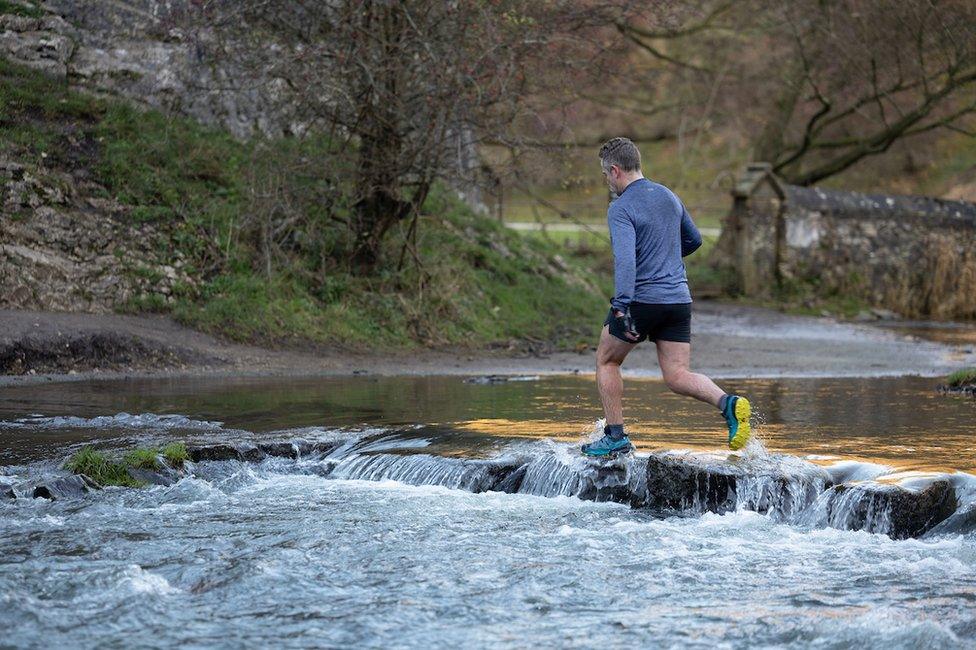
0,57,611,354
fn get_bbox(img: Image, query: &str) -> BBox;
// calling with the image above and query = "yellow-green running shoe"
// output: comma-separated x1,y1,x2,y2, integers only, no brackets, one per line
723,395,752,450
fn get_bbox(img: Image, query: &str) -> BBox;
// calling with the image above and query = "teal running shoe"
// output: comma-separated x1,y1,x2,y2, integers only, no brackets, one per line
581,434,634,457
722,395,752,450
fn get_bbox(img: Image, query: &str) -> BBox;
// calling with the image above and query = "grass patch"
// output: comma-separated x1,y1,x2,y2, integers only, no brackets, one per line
64,447,145,488
946,368,976,388
161,442,188,467
0,1,44,18
64,443,189,487
123,448,161,471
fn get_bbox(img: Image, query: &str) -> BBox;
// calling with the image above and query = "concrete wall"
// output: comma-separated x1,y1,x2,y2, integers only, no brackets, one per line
717,164,976,320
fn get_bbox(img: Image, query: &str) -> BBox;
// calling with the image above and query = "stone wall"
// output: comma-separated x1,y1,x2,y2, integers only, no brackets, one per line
717,163,976,320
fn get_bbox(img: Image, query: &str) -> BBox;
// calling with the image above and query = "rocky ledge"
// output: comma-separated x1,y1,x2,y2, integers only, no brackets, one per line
1,439,963,541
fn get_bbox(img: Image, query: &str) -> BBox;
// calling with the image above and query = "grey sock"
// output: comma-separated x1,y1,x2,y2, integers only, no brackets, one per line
718,394,730,412
604,424,626,441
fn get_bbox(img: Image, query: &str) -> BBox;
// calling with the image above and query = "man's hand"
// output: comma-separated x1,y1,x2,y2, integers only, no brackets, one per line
612,308,640,342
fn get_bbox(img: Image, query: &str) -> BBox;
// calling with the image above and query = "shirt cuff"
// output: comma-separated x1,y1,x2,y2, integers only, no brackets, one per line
610,300,630,313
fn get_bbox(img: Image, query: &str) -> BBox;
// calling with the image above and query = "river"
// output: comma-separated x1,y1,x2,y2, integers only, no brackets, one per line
1,374,974,647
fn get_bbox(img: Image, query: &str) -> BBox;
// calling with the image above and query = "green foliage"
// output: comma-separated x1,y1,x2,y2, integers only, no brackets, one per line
0,1,44,18
161,442,188,467
946,368,976,388
64,447,144,488
123,448,161,471
0,57,612,350
95,102,242,221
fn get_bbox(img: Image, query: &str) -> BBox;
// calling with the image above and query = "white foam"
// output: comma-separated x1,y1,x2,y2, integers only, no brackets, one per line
120,565,179,596
0,412,224,431
824,460,893,484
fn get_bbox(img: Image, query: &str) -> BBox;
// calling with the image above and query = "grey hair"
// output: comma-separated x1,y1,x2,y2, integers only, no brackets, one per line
599,137,641,173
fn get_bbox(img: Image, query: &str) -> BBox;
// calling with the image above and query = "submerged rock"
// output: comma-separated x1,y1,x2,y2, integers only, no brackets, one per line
924,502,976,537
509,452,642,505
189,440,340,463
188,443,265,463
801,479,958,539
491,464,527,494
31,474,100,500
326,453,523,494
643,451,830,519
1,483,14,499
257,441,304,459
126,466,183,487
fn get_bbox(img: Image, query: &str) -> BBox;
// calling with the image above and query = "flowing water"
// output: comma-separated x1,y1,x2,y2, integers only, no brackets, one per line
1,375,975,648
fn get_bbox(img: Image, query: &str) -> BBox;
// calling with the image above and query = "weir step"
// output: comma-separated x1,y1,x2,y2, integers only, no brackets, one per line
4,437,964,540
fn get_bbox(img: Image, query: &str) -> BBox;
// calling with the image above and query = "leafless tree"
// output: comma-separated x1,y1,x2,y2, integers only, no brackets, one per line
183,1,628,273
609,0,976,185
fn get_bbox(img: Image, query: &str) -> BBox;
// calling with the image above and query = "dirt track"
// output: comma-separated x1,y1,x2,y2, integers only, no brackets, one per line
1,302,973,387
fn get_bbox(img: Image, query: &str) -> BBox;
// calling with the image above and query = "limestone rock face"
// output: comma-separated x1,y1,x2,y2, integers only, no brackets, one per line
0,14,76,77
2,1,295,138
0,157,197,314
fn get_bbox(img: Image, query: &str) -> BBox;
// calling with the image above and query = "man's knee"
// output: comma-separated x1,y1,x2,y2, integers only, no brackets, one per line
662,368,689,393
596,349,622,369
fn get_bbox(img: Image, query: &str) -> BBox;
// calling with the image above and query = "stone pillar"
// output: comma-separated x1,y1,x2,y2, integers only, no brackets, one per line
718,162,787,296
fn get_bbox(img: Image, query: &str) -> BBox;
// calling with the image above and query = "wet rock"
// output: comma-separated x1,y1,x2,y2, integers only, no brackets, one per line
187,439,340,464
645,454,738,512
308,441,342,457
257,440,342,460
188,443,265,463
31,474,100,500
479,460,528,494
491,464,527,494
463,375,538,385
515,453,639,505
1,483,15,499
126,466,183,487
924,502,976,537
257,441,304,459
643,451,830,519
937,384,976,397
808,480,958,540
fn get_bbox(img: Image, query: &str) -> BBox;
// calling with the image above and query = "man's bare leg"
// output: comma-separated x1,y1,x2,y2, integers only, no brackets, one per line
595,324,637,425
655,340,726,408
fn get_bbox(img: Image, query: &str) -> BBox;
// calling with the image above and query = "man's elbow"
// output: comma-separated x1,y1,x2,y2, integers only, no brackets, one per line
682,237,702,257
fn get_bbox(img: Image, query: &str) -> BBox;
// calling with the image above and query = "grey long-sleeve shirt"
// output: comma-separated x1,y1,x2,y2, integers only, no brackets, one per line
607,177,702,311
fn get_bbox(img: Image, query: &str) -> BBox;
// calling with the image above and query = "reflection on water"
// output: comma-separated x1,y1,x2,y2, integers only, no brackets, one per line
1,374,973,473
871,319,976,347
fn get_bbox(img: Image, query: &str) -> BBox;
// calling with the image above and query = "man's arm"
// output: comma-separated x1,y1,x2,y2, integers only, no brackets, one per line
680,201,702,257
608,204,636,312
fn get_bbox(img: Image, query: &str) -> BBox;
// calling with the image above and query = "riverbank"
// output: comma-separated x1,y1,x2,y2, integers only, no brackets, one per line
3,302,973,387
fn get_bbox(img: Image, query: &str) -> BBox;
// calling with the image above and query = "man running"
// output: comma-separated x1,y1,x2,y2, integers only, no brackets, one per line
581,137,752,457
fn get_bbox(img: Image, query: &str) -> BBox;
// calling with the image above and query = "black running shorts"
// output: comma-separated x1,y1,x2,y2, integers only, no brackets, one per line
604,302,692,344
